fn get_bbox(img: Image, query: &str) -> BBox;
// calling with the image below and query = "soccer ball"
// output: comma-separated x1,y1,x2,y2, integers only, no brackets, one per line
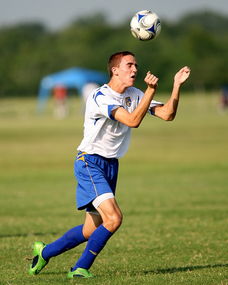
130,10,161,41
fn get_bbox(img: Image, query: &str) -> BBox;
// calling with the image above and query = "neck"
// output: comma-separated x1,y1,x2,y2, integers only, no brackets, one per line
108,78,127,94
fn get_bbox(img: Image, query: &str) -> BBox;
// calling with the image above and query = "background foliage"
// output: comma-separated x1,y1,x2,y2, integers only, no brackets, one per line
0,10,228,97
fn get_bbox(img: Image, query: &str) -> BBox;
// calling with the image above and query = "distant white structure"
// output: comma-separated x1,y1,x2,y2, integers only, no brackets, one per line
82,83,100,104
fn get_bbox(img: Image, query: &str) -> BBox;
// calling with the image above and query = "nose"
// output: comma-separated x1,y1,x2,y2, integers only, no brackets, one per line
133,64,137,72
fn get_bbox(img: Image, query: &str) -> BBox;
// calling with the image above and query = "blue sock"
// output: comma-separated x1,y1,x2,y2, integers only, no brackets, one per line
42,224,87,260
72,225,113,271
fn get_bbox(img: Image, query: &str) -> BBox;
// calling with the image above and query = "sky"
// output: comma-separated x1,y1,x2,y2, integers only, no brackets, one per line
0,0,228,30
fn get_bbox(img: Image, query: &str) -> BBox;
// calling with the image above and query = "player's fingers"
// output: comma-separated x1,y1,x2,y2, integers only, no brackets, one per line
145,71,152,79
181,66,191,73
149,75,159,84
146,72,158,81
144,72,159,86
146,71,156,77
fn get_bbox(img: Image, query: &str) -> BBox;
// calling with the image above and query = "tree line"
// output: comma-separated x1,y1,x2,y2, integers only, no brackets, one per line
0,10,228,97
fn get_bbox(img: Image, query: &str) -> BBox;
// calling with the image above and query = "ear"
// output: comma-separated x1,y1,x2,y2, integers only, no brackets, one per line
112,66,118,76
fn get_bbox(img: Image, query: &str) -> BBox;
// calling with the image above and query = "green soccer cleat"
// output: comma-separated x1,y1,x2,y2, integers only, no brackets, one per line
28,241,48,275
67,267,93,279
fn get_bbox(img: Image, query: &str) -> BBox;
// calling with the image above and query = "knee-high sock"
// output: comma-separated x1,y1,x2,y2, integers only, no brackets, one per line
72,225,113,271
42,224,87,260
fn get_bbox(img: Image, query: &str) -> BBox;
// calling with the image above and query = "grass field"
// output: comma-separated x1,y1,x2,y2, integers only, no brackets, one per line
0,93,227,285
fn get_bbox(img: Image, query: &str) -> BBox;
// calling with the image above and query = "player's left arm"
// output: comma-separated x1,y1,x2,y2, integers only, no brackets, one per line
151,66,191,121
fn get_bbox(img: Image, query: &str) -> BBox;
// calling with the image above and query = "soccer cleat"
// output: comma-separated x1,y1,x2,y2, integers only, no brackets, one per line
67,267,93,279
29,241,48,275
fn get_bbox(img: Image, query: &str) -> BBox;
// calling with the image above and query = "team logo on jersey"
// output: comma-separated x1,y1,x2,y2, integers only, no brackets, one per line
125,97,132,107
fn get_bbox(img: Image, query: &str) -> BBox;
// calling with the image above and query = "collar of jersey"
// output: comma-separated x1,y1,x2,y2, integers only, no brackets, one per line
104,84,126,99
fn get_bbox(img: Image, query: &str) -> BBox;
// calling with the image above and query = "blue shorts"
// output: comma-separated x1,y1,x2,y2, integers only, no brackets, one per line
74,152,119,211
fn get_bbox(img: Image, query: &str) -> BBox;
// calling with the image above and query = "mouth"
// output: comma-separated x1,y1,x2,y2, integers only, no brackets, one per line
131,74,136,79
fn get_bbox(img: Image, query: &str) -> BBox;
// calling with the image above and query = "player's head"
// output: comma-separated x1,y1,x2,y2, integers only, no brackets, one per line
108,51,136,78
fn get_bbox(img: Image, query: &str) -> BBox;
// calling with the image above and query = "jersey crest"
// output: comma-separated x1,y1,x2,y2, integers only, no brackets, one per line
125,97,132,107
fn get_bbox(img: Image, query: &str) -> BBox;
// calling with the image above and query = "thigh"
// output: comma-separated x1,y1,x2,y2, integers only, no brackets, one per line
96,198,123,232
97,198,122,218
82,212,103,239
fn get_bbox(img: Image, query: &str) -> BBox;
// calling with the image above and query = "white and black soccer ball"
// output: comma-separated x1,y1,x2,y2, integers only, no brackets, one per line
130,10,161,41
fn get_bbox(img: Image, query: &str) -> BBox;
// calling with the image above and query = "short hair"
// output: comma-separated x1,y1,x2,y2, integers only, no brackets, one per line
108,51,135,78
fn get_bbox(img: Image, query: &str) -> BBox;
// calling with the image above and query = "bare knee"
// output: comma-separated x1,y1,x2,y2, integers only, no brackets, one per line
103,212,123,233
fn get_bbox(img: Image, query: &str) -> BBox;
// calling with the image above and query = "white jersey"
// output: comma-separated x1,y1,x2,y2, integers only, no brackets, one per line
77,84,163,158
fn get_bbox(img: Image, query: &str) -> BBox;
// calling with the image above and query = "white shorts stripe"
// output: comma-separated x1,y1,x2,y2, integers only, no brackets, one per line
92,193,114,209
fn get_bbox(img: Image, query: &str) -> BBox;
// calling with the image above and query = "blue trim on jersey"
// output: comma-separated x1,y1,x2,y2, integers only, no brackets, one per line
149,108,155,116
94,118,101,125
93,91,105,106
149,104,164,116
108,104,122,120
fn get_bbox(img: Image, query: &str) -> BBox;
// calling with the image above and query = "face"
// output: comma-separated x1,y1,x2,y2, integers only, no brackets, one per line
112,55,138,87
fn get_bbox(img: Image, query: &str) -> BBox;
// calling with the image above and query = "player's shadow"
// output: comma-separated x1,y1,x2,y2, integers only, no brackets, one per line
0,232,58,238
144,263,228,275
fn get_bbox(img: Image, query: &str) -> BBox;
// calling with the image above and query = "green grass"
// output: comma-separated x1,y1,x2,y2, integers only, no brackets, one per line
0,94,228,285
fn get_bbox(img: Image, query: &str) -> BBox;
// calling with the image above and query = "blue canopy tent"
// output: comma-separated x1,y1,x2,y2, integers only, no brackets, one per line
37,67,108,112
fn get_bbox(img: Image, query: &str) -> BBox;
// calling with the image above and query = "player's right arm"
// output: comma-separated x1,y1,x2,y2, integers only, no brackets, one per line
112,72,159,128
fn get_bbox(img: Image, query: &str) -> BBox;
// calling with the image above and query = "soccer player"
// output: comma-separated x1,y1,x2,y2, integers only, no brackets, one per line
29,51,190,278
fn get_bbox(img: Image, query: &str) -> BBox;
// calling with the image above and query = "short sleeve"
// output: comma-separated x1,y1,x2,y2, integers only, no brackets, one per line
93,90,122,120
136,90,163,115
148,100,164,115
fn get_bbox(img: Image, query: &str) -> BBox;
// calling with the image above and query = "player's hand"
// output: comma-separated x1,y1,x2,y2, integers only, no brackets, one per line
174,66,191,86
144,71,159,89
